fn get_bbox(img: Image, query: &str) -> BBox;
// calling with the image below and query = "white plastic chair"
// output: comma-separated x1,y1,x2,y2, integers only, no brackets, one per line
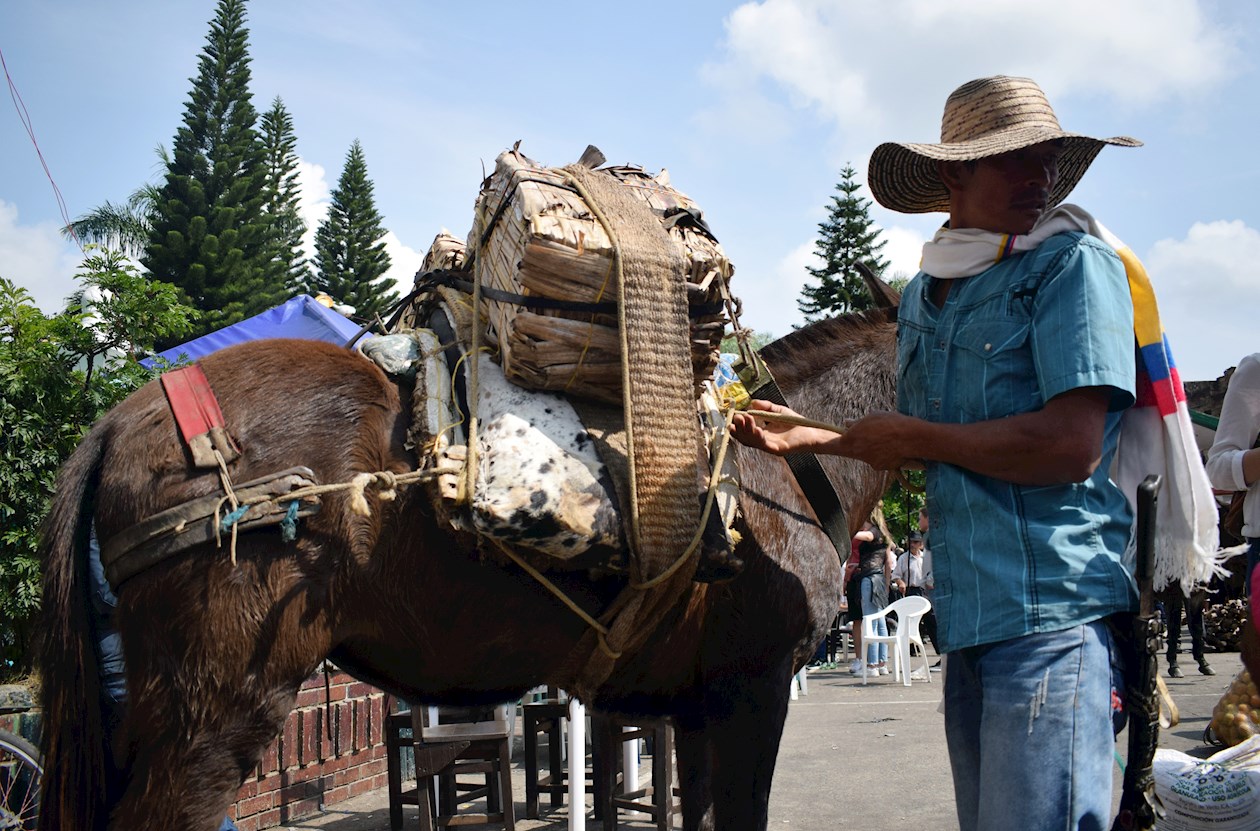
860,594,933,687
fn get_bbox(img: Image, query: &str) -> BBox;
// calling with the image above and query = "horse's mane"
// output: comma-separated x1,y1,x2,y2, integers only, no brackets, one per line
757,307,896,390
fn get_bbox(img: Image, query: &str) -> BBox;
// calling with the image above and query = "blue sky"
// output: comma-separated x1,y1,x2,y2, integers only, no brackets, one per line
2,0,1257,381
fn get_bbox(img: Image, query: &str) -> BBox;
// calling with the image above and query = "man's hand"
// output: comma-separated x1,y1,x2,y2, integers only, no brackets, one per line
730,400,838,456
832,411,922,472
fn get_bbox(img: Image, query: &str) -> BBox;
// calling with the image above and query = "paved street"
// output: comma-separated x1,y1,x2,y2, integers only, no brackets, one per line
278,651,1239,831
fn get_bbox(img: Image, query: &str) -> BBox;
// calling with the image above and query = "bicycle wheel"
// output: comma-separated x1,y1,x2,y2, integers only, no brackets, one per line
0,728,42,831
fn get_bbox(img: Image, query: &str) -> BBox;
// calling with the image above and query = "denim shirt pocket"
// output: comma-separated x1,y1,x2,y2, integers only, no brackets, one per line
896,325,926,417
951,320,1035,421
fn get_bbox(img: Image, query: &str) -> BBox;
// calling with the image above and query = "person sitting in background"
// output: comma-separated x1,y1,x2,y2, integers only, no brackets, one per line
893,531,938,656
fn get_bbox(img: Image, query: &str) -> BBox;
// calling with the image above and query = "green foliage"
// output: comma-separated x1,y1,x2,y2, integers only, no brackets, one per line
880,469,927,548
313,140,397,320
260,97,308,294
0,251,195,679
798,164,890,321
143,0,288,345
720,330,776,353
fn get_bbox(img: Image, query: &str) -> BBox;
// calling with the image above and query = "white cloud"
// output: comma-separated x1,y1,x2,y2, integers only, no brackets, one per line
296,158,331,269
380,230,424,299
1144,219,1260,381
878,224,928,284
736,239,816,338
0,200,84,314
706,0,1237,147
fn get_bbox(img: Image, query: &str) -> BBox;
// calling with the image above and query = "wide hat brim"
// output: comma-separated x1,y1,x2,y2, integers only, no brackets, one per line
868,128,1142,214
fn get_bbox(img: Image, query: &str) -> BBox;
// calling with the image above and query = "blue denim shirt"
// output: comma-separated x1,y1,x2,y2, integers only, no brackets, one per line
898,231,1138,652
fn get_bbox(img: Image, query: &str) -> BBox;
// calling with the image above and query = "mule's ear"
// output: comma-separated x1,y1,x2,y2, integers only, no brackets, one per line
853,261,901,310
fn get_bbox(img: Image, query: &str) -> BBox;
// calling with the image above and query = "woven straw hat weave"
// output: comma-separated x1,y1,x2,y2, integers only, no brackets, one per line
868,76,1142,214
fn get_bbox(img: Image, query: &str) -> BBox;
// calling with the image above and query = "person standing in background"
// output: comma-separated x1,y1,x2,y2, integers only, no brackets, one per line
1206,353,1260,680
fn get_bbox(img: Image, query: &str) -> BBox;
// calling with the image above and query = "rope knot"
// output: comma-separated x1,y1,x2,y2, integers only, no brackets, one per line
348,471,399,516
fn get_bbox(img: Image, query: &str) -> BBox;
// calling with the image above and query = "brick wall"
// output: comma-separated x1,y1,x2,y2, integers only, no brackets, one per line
1,675,392,830
228,670,390,831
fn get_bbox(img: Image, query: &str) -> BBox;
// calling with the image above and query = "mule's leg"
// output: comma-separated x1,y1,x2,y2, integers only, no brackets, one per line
108,684,297,830
705,667,793,831
104,549,336,830
674,713,715,831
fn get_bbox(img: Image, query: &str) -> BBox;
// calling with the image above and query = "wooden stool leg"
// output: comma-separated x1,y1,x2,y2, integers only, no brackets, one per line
498,736,516,831
654,724,674,831
386,728,405,831
524,712,541,819
417,776,436,831
595,717,619,831
548,716,565,808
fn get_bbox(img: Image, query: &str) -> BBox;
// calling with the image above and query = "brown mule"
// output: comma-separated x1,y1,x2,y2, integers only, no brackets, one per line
38,304,898,831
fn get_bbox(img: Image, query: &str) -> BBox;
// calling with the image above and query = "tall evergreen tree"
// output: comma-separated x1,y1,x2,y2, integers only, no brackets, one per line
798,164,890,321
260,97,307,295
313,140,396,319
143,0,286,341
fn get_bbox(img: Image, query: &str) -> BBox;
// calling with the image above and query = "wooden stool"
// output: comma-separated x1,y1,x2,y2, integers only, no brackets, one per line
384,696,419,831
592,714,676,831
417,705,515,831
522,691,572,818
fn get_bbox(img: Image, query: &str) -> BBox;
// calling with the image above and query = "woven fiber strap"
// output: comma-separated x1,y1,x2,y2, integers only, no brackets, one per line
558,165,701,696
562,165,699,583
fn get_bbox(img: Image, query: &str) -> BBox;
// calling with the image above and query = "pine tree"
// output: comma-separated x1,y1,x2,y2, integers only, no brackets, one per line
313,140,396,319
143,0,286,341
260,97,307,294
798,164,890,321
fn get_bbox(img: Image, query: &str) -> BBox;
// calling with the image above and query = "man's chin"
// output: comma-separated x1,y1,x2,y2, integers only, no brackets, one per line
1011,205,1046,233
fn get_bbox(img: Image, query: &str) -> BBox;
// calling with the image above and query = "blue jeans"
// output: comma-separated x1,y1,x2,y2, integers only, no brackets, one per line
944,620,1116,831
860,576,888,665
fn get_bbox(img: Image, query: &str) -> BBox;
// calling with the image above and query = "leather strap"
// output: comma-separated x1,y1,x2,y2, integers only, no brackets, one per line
160,365,240,468
748,372,850,560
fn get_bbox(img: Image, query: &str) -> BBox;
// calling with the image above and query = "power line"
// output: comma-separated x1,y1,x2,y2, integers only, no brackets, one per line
0,43,82,251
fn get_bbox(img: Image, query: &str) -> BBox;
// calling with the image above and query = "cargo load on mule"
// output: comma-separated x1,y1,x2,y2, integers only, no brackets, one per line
380,145,743,564
367,144,750,677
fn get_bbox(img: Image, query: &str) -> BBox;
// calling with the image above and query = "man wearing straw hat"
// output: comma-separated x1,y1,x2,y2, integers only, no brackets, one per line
733,75,1176,828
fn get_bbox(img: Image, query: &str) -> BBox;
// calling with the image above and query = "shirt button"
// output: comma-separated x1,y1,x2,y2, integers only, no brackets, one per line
937,340,946,349
984,343,992,351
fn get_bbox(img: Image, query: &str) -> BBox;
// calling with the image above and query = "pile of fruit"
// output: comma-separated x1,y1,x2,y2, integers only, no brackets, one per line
1210,668,1260,746
1205,598,1248,653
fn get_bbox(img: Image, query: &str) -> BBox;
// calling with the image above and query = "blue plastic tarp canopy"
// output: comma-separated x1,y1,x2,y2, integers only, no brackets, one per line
145,294,367,366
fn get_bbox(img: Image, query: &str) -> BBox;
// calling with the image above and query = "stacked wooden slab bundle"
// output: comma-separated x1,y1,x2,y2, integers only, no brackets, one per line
466,146,733,403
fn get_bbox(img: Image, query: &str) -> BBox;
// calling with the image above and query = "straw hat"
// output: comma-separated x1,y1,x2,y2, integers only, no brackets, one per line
868,76,1141,214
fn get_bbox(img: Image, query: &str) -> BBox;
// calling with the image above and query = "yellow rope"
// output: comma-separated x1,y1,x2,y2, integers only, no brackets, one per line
493,543,623,660
207,466,463,558
212,447,241,566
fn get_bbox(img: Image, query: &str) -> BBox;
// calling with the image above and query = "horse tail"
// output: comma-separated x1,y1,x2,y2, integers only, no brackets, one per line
38,425,109,831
